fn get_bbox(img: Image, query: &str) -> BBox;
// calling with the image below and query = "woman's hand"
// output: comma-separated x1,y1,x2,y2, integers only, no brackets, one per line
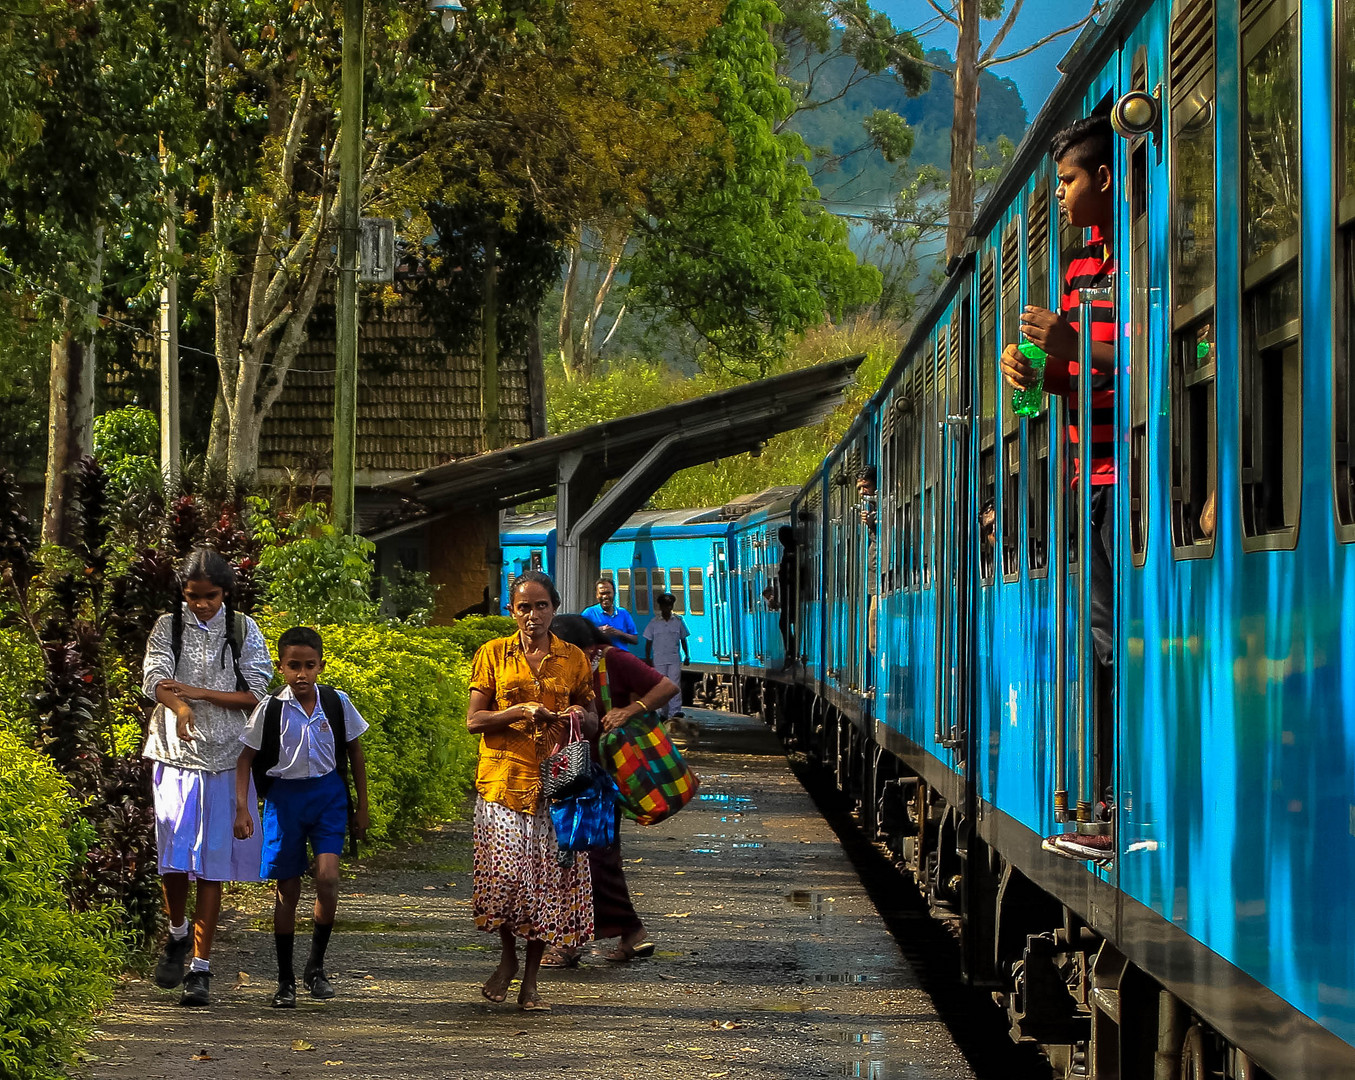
161,679,208,702
174,704,198,742
601,706,636,732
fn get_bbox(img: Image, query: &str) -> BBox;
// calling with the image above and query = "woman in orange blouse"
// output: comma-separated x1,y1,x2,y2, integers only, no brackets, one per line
467,570,596,1011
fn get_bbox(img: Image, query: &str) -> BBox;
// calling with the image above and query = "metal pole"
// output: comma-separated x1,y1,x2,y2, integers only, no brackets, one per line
1052,390,1068,822
159,138,180,487
332,0,364,533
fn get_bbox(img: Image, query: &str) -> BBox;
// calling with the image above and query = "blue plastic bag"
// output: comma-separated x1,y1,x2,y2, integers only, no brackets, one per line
550,768,618,863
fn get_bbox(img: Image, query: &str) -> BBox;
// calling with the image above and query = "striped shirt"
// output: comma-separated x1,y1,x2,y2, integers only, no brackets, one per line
1049,228,1116,486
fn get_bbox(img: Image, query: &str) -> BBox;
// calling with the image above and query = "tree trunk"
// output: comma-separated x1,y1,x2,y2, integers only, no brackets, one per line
526,308,547,440
206,384,230,475
558,232,581,380
482,226,501,451
947,0,981,264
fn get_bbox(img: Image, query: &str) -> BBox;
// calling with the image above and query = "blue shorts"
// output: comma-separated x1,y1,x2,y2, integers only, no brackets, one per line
261,769,348,881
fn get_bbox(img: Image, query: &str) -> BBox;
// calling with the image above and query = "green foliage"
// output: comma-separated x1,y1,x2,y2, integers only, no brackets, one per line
0,629,39,743
0,730,123,1080
547,316,904,506
93,406,162,502
629,0,882,375
253,500,378,625
378,564,439,626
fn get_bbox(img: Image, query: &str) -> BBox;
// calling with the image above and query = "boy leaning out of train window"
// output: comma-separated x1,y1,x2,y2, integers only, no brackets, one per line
1000,116,1116,403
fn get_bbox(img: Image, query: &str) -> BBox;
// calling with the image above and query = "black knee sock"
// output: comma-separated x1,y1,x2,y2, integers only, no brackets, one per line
275,932,295,984
307,920,333,972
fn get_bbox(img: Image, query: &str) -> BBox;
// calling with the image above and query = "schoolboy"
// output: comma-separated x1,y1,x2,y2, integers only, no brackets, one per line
235,627,370,1008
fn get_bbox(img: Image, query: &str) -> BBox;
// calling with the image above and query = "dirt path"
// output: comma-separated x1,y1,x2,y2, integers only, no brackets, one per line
85,712,975,1080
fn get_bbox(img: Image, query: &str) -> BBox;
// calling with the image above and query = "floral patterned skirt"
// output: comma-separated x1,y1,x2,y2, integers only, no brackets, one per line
472,796,593,947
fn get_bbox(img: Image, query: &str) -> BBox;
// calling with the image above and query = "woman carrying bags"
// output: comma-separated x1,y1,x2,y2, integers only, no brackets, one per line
466,571,596,1011
548,614,678,965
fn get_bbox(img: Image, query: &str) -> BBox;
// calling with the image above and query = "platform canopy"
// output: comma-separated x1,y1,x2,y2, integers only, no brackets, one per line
382,353,864,611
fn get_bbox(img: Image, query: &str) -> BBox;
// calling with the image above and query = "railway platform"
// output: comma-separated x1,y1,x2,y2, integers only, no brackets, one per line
83,711,1005,1080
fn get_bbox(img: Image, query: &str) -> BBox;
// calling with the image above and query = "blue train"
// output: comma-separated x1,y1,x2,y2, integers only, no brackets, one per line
500,1,1354,1074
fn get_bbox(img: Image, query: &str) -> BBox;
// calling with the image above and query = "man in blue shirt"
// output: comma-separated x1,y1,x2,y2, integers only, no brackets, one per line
581,578,638,651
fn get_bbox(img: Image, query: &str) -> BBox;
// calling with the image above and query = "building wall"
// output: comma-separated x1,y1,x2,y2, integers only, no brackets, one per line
376,508,502,625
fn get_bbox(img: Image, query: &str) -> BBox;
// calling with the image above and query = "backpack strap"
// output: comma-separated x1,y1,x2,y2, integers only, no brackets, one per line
317,685,358,858
251,695,284,799
226,611,250,693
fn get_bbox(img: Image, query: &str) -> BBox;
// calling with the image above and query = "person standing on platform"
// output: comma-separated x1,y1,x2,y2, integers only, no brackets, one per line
581,577,638,651
644,592,690,719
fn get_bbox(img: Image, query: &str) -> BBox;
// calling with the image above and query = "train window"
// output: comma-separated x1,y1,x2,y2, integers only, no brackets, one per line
1000,217,1022,581
1239,0,1301,550
1168,2,1217,558
652,568,667,597
1028,415,1049,574
616,568,631,609
1127,49,1152,566
881,401,897,593
979,250,997,584
635,567,650,614
688,568,704,614
922,344,937,587
529,549,543,571
1335,0,1355,538
601,569,614,584
669,568,684,613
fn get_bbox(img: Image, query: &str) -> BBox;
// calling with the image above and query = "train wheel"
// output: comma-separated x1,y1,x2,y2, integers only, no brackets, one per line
1181,1024,1223,1080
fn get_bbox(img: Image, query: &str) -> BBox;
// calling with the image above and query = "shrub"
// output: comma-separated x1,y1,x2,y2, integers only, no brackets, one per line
0,730,124,1079
0,629,39,742
92,406,161,504
253,500,379,625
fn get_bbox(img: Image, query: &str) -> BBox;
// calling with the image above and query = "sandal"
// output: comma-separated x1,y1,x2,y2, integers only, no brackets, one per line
540,945,580,969
603,940,656,962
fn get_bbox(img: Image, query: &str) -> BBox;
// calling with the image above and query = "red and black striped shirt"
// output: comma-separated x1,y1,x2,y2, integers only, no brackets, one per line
1048,228,1116,486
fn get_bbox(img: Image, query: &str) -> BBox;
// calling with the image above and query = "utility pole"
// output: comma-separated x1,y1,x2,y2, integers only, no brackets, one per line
332,0,364,533
482,226,501,451
159,139,180,487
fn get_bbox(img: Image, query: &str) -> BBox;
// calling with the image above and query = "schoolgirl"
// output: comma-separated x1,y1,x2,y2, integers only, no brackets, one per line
141,548,273,1006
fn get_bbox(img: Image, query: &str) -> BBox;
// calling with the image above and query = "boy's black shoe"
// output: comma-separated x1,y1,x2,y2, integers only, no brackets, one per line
179,970,211,1007
304,965,335,1000
272,980,297,1008
154,933,193,989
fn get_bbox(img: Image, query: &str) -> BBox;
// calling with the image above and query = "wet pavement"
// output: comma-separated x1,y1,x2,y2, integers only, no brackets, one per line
84,711,985,1080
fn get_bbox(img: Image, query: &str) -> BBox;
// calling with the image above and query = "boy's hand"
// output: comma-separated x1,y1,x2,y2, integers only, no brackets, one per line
1019,305,1078,362
233,807,254,840
174,704,198,741
353,806,369,841
1001,343,1041,391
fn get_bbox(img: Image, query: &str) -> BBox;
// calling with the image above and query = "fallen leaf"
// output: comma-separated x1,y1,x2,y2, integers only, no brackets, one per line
423,885,437,890
231,971,250,990
719,1021,743,1030
674,871,686,876
512,1030,528,1036
291,1039,315,1052
511,1052,526,1059
665,912,692,919
708,1073,729,1078
191,1050,212,1061
323,1061,344,1066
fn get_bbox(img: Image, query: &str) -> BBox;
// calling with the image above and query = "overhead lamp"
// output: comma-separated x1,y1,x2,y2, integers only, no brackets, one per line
1110,89,1161,140
427,0,465,34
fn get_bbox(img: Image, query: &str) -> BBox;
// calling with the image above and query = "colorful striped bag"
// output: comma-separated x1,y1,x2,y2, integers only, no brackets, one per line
598,713,700,826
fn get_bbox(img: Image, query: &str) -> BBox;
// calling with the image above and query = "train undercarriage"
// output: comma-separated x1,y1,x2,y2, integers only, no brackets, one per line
694,671,1277,1080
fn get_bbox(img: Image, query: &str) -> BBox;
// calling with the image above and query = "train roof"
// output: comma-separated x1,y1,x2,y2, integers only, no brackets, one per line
501,505,727,542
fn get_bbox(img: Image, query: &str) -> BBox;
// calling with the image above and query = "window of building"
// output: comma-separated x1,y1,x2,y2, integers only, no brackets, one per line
1000,218,1023,581
979,250,997,584
669,568,685,612
616,567,631,609
1239,0,1301,550
635,567,650,614
1168,2,1217,558
1335,0,1355,538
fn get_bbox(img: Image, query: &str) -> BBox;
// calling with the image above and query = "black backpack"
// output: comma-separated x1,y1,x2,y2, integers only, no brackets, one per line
250,685,358,857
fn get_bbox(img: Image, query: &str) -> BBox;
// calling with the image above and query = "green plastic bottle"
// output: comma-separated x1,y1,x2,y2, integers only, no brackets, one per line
1012,340,1047,418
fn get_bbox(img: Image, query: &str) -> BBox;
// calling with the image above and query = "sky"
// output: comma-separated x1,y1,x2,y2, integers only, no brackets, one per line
874,0,1092,118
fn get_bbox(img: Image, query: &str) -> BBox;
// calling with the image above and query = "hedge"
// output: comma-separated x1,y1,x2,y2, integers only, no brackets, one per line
0,731,123,1079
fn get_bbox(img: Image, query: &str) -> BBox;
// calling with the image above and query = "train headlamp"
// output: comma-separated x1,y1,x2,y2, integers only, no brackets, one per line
1110,90,1161,139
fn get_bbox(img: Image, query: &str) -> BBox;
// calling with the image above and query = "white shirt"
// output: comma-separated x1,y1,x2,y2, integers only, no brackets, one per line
643,614,689,665
240,685,369,780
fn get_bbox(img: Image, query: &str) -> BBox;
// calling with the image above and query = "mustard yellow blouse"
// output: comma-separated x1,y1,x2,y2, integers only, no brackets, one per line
469,632,595,814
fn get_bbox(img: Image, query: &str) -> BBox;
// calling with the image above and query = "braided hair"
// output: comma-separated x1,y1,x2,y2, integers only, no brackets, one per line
170,548,242,684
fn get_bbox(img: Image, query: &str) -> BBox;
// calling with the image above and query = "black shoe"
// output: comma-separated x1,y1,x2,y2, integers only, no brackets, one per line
304,965,335,1000
272,980,297,1009
154,934,193,990
179,970,211,1007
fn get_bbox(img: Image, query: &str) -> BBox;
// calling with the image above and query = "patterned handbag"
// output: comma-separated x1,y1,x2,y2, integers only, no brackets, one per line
598,713,700,826
540,707,591,800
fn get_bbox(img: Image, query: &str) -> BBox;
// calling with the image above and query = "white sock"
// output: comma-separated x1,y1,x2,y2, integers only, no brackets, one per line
169,919,190,940
189,957,210,974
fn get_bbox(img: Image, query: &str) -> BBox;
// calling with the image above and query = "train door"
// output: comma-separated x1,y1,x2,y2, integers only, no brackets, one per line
936,307,971,756
710,541,733,662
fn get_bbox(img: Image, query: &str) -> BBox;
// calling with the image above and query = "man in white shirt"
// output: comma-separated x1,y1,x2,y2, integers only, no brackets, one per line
643,593,690,718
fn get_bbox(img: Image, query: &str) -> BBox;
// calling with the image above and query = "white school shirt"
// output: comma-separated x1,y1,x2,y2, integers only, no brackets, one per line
240,685,369,780
643,614,689,665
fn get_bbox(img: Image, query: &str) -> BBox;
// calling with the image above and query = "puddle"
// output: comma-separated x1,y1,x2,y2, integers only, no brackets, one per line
693,833,766,840
698,792,754,809
786,890,832,920
838,1032,887,1044
691,847,721,855
812,972,881,984
841,1065,936,1079
731,842,764,849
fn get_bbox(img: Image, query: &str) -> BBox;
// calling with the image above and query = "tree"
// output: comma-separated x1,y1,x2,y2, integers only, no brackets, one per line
628,0,882,377
832,0,1096,260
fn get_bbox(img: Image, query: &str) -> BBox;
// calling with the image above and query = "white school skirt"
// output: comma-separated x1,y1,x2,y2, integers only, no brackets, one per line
152,763,263,882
